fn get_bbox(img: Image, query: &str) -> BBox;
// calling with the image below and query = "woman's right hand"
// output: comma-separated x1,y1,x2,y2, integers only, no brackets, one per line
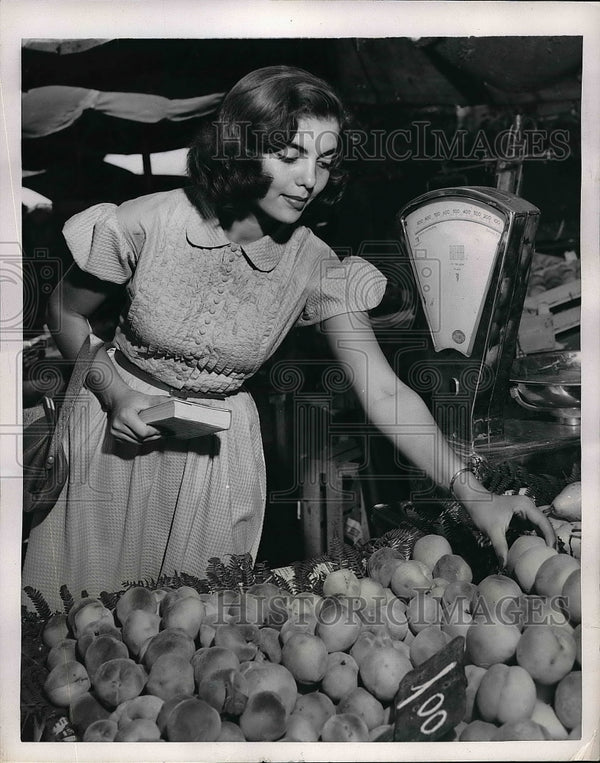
107,389,171,444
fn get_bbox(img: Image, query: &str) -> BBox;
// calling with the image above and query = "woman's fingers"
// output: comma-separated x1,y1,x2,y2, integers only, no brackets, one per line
523,503,557,548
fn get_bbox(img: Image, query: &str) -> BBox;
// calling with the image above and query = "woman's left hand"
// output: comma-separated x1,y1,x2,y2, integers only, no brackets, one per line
464,493,556,567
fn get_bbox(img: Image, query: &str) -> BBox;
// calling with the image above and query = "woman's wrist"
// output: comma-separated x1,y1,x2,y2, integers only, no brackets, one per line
449,466,492,506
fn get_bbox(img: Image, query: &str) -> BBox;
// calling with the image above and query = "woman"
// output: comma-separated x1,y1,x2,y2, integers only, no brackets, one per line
23,66,553,609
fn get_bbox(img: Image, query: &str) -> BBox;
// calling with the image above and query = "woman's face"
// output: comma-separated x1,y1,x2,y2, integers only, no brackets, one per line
256,116,340,224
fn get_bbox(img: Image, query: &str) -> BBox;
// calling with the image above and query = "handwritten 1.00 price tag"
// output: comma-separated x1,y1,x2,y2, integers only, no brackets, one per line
390,635,467,742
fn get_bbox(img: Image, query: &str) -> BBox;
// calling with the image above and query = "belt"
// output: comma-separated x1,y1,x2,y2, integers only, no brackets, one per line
113,349,227,401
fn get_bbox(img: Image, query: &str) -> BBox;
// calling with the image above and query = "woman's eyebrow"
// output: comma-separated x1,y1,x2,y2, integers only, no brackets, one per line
286,140,338,158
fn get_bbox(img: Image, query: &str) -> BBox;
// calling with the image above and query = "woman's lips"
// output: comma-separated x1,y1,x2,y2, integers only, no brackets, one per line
282,194,309,210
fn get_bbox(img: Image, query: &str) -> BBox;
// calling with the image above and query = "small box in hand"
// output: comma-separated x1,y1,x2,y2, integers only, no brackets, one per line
138,398,231,439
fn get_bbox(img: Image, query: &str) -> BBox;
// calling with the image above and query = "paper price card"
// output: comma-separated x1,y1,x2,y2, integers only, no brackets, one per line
391,636,467,742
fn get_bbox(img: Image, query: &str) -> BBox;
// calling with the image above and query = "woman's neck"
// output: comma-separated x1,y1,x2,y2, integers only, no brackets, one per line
222,209,291,245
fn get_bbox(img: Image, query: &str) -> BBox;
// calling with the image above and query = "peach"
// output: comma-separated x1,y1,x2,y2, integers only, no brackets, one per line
244,662,297,715
432,554,473,584
227,591,264,626
110,695,164,727
392,639,412,660
284,713,320,741
534,554,580,598
292,691,336,734
239,690,287,741
115,586,158,625
553,671,581,729
287,592,322,625
407,592,441,633
519,595,572,632
429,578,451,600
373,593,408,640
321,663,358,702
441,594,473,640
156,694,191,735
280,617,317,645
507,534,546,573
530,699,568,739
442,580,477,609
516,625,576,684
256,626,282,663
72,601,115,639
77,622,122,659
321,713,369,742
214,623,258,661
492,719,552,740
367,547,405,587
165,697,222,742
161,596,205,639
66,597,99,631
146,653,195,701
281,632,327,684
459,720,498,741
475,574,522,623
82,719,118,741
322,568,361,598
192,646,240,684
338,687,384,730
122,609,160,658
217,720,246,741
409,626,451,666
464,665,487,722
42,613,70,648
350,629,393,667
114,718,162,741
412,534,453,571
315,597,362,652
514,545,558,593
84,634,129,678
247,582,290,629
561,569,581,624
466,621,521,667
358,577,387,611
359,647,413,702
43,660,90,706
476,664,536,724
141,627,196,669
197,668,249,716
92,658,147,708
390,560,433,599
69,692,110,735
46,639,78,671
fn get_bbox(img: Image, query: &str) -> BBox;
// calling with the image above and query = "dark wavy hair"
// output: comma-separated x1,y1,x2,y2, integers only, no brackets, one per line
186,65,350,224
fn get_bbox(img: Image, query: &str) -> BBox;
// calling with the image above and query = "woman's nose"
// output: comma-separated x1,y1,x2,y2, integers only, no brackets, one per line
296,159,316,189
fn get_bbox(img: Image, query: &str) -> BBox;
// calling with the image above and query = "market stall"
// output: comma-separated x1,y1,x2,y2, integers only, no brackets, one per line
20,35,583,744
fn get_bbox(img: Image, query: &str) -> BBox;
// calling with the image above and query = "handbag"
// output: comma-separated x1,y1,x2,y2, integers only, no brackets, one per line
23,335,105,524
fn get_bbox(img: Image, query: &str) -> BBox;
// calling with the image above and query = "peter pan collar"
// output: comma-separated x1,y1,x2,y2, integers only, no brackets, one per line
185,199,287,273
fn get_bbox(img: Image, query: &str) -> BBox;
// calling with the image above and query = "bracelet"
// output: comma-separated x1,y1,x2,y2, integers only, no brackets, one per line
449,466,475,497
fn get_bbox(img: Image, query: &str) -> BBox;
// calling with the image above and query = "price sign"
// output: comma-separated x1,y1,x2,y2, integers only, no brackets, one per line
391,636,466,742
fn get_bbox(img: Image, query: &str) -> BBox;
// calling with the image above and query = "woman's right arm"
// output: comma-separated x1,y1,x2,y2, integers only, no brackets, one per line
46,264,167,443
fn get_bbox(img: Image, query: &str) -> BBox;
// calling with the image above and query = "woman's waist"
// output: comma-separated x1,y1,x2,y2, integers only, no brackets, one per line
111,348,246,399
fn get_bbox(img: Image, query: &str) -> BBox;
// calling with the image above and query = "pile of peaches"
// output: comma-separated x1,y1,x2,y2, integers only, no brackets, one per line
40,531,581,743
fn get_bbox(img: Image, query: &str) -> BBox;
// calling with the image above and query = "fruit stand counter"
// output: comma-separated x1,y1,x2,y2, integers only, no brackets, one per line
21,463,582,744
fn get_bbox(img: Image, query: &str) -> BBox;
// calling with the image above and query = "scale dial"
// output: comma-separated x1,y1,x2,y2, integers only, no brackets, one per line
403,199,506,356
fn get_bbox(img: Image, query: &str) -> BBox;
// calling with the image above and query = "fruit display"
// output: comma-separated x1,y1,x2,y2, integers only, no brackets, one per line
21,477,583,744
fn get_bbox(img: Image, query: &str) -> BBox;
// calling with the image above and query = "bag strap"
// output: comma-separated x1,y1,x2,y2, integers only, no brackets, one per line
44,334,105,462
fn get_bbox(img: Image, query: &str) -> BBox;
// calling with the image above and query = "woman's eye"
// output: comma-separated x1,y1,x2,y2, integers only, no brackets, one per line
317,160,332,170
277,151,299,163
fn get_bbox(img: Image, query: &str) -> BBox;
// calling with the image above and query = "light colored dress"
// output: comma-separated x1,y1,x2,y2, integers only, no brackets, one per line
22,188,386,610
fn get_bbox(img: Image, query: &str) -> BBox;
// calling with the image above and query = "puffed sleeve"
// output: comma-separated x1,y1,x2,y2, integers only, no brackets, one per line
297,251,388,326
62,202,141,283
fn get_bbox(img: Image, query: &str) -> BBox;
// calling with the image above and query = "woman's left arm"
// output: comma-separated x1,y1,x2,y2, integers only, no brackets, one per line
321,311,555,566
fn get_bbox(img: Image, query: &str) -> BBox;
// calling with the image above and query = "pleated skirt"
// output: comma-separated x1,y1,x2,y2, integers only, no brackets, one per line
22,352,266,611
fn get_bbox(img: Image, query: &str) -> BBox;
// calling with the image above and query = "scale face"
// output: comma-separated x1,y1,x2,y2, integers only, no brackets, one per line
403,199,506,357
398,187,540,445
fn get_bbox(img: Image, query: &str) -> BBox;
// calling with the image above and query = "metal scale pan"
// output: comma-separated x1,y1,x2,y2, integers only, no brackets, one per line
398,186,580,464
